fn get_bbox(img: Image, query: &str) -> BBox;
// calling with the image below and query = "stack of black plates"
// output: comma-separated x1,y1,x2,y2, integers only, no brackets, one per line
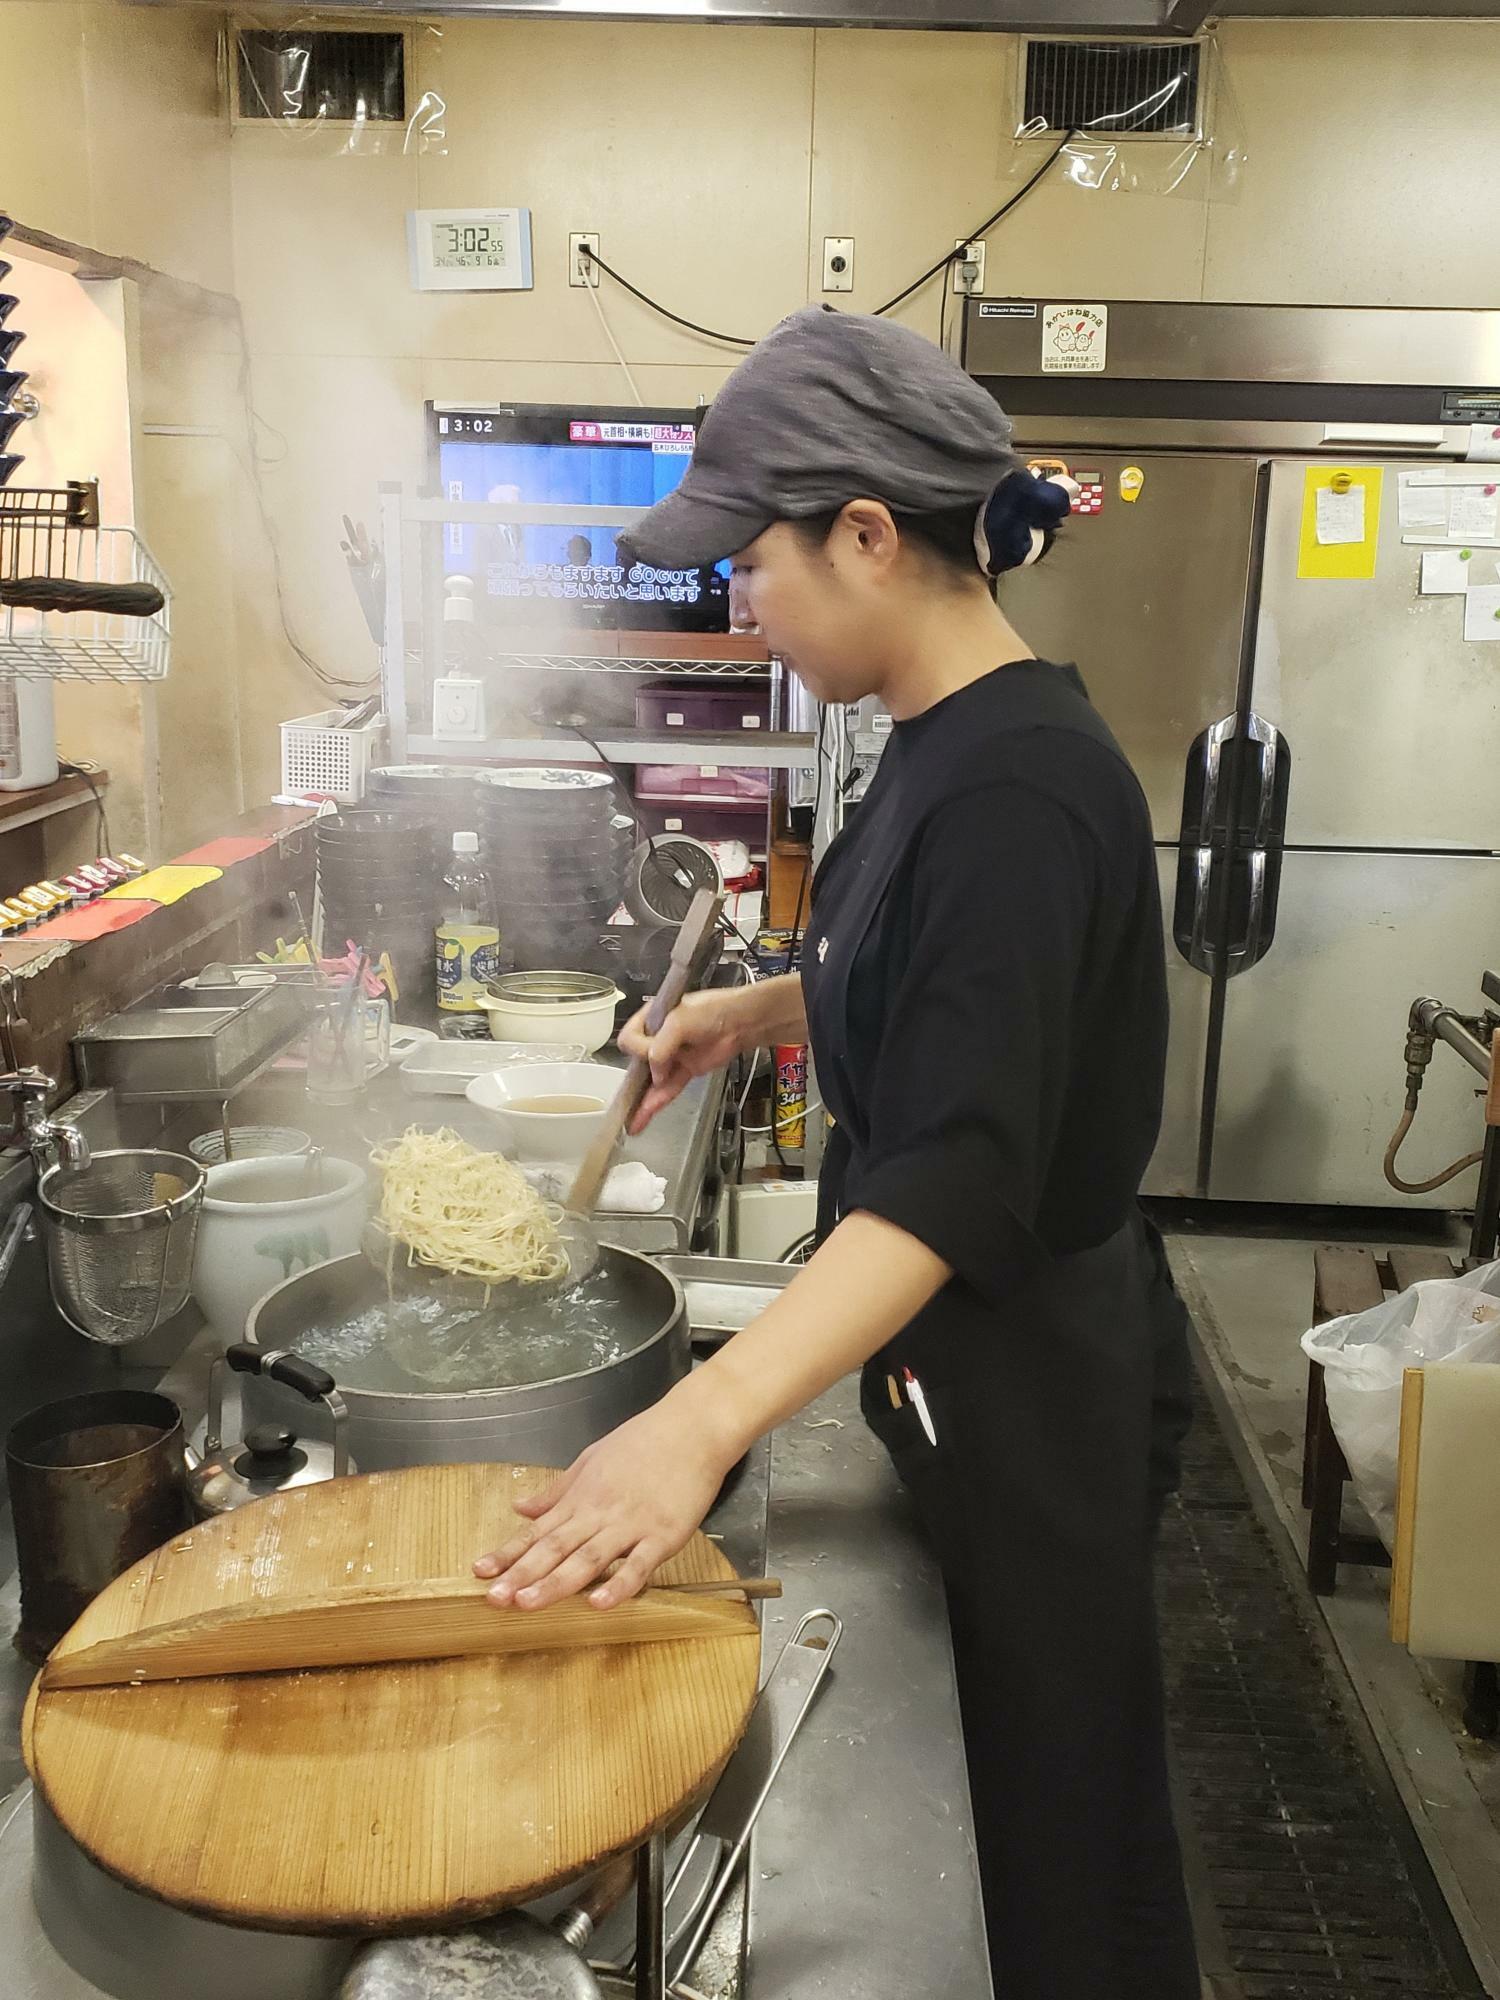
365,764,481,850
315,808,440,1006
475,768,627,974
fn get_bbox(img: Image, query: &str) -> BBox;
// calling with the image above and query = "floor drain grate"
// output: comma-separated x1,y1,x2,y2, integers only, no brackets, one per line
1158,1384,1480,2000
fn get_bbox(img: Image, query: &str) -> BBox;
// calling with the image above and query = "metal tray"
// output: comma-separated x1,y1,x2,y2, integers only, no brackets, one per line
658,1255,793,1347
398,1039,588,1096
74,982,307,1101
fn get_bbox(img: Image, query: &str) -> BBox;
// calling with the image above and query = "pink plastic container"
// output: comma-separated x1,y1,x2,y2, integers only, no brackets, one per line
635,764,770,805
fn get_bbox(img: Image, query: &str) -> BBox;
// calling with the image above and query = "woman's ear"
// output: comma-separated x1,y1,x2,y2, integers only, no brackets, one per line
837,499,900,569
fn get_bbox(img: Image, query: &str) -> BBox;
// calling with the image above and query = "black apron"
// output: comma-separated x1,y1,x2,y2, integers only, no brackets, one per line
803,797,1200,2000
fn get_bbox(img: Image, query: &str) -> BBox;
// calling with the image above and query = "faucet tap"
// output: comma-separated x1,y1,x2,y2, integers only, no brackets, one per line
0,1069,92,1173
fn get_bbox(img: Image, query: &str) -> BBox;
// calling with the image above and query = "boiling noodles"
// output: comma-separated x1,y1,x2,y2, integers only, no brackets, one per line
371,1127,566,1288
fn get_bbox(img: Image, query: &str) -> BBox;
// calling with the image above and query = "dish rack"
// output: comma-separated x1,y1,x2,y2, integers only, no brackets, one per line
0,481,172,683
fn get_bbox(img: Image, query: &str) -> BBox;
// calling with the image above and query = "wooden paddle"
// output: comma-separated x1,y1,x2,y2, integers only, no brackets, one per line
568,886,724,1218
40,1573,780,1691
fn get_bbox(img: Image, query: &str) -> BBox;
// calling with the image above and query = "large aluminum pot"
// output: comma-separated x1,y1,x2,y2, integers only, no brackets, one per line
242,1247,688,1471
6,1788,353,2000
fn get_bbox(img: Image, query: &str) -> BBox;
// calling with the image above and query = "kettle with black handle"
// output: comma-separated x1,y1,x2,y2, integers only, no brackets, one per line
188,1342,350,1517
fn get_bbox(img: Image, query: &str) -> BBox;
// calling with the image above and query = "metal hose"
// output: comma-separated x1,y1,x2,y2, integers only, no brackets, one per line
1384,1002,1487,1193
1384,1088,1485,1195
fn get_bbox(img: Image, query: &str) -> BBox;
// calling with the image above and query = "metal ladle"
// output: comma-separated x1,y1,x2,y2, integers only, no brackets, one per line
338,1853,635,2000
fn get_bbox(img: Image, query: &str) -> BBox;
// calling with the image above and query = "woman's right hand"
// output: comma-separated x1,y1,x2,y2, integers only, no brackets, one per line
619,988,751,1133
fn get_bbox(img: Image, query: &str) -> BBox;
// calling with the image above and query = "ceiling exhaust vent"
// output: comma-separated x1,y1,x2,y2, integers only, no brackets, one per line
1022,38,1202,140
234,26,406,125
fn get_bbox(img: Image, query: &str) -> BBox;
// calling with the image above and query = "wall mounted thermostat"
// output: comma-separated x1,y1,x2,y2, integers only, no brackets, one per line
407,208,534,291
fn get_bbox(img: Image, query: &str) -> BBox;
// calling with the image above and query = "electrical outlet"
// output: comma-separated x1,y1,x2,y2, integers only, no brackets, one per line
823,237,855,294
952,239,986,295
569,232,600,288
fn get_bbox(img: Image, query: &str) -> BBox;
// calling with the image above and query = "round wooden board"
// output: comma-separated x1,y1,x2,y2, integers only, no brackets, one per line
24,1462,759,1935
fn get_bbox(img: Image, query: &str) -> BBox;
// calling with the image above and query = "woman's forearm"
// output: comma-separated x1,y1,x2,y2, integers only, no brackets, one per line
668,1210,950,1464
736,972,807,1051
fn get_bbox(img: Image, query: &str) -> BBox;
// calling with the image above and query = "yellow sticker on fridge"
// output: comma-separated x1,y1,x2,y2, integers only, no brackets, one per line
1297,466,1384,581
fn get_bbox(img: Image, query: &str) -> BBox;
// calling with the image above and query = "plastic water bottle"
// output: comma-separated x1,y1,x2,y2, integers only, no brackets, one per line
435,832,500,1015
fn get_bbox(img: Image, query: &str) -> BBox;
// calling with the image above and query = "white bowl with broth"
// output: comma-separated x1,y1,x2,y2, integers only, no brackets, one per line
465,1063,620,1163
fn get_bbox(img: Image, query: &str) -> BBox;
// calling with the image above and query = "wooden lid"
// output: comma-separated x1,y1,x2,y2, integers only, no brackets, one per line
25,1461,759,1935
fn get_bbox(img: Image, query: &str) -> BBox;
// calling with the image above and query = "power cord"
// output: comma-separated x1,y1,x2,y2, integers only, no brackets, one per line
742,1095,825,1137
578,129,1076,350
230,311,378,699
869,131,1076,318
584,275,648,404
577,248,755,351
58,760,110,856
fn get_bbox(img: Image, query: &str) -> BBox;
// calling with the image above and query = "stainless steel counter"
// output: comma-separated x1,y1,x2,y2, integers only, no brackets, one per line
0,1101,990,1995
750,1375,993,1999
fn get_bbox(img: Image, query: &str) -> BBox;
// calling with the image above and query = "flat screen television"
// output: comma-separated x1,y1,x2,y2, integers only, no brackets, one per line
428,403,729,636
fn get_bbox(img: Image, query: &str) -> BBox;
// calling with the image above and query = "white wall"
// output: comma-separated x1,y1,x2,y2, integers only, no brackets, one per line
9,6,1500,833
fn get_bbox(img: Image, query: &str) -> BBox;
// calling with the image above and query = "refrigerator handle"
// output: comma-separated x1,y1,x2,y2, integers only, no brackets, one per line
1185,845,1217,975
1183,713,1236,845
1232,848,1269,973
1245,712,1283,846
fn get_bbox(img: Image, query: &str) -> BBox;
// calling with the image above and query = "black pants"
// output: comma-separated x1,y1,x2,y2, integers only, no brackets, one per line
861,1216,1201,2000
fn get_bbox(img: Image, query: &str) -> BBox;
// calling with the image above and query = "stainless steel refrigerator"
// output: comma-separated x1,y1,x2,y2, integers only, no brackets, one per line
964,300,1500,1207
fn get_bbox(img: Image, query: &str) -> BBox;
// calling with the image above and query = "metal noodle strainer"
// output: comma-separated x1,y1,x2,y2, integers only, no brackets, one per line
37,1149,206,1346
363,891,724,1381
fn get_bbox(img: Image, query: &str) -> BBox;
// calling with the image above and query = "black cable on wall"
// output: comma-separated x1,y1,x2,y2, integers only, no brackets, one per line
578,130,1077,353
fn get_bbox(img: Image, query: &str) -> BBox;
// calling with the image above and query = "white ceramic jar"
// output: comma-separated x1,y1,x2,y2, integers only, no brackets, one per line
192,1156,369,1342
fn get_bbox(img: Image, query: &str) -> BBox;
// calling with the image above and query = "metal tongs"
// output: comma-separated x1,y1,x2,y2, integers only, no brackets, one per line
607,1609,843,1997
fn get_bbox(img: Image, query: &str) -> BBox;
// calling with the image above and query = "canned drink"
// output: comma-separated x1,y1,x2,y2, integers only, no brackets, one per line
773,1043,808,1150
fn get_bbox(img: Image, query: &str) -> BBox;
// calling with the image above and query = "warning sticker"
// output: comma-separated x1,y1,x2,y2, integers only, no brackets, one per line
1041,304,1108,374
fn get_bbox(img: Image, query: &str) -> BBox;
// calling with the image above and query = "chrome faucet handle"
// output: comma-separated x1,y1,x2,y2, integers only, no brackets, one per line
0,1066,53,1101
0,1067,55,1142
0,1070,91,1171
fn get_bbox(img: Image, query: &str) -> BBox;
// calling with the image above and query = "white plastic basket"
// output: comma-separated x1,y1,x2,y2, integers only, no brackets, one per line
279,708,385,802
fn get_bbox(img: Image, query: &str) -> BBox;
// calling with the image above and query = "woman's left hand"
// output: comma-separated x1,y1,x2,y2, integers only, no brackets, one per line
473,1397,731,1612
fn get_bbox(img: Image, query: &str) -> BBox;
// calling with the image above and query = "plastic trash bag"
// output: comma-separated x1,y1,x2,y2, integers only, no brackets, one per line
1301,1259,1500,1550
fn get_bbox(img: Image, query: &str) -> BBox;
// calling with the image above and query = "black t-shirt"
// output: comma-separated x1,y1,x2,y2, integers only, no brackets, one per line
802,658,1168,1308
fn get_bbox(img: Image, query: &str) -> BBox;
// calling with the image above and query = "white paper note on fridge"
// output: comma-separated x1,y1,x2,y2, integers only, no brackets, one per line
1463,583,1500,642
1467,424,1500,464
1420,550,1472,595
1399,477,1450,532
1449,486,1500,540
1316,484,1365,545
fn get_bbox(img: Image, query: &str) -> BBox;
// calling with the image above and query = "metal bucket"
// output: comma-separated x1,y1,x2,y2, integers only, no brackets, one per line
5,1389,191,1661
243,1248,688,1471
